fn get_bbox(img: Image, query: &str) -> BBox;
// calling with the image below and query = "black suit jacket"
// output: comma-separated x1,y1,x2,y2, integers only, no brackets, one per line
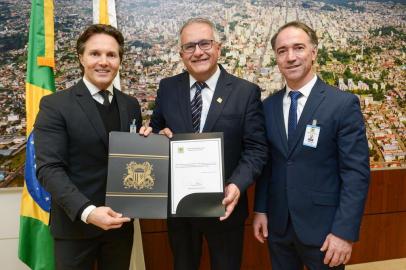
151,66,268,229
34,79,142,239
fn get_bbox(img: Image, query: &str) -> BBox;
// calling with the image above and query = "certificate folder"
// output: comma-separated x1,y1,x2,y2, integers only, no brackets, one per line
106,132,169,219
170,133,225,217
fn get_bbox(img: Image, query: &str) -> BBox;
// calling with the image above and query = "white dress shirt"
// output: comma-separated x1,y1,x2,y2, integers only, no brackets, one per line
189,66,221,133
283,75,317,137
80,77,114,223
83,76,114,104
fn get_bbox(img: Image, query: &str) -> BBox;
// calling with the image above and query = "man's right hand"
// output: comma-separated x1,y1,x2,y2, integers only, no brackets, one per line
253,212,268,243
139,126,152,136
86,206,131,230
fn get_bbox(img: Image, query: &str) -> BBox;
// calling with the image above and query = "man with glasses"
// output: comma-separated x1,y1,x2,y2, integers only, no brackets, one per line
143,17,267,270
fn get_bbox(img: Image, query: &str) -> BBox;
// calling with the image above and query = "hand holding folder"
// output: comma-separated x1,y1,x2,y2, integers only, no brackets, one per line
105,131,225,218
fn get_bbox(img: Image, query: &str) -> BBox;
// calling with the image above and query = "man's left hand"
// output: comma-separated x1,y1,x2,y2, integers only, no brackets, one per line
220,183,240,221
320,233,353,267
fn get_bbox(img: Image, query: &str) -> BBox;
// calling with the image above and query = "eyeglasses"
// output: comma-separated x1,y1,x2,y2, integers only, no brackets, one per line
181,39,215,53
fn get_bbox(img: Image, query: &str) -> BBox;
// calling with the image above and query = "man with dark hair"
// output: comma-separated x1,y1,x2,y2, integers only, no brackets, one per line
270,21,319,51
253,21,370,269
34,24,142,270
76,24,125,75
141,17,268,270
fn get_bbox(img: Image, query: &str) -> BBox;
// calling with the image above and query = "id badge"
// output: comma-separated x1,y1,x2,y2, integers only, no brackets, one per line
303,124,320,148
129,119,137,134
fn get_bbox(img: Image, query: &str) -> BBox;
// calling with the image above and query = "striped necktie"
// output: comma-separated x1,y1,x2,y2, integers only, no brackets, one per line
288,91,302,142
191,82,206,133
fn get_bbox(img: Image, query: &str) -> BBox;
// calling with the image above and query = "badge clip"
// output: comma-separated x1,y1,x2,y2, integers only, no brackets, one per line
130,118,137,134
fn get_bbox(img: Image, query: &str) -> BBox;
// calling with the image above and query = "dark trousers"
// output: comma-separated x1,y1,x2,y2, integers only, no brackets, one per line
54,222,133,270
268,218,344,270
168,218,245,270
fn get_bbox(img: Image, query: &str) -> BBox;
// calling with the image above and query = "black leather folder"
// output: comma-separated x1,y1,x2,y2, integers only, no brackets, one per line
106,132,169,219
169,133,225,217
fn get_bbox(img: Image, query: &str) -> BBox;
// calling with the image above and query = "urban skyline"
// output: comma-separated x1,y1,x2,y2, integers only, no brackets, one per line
0,0,405,187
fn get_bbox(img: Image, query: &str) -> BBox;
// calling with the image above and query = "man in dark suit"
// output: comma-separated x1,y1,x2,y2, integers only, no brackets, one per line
253,21,370,269
34,24,142,270
141,17,267,270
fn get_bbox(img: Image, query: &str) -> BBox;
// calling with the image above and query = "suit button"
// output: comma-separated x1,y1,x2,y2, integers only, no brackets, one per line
287,160,293,166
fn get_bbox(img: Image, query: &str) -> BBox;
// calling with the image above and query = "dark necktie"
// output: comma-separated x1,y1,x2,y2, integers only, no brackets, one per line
191,82,206,133
288,91,302,141
99,90,110,106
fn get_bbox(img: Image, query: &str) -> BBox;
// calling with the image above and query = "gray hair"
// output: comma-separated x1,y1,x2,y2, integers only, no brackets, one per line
178,17,220,47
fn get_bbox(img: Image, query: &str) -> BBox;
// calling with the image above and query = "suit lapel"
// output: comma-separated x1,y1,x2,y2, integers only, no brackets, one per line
273,89,289,156
114,88,129,131
288,78,325,157
176,72,194,131
74,80,108,148
203,68,232,132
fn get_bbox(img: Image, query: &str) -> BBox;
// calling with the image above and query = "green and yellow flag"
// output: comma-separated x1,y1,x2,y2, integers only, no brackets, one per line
18,0,56,269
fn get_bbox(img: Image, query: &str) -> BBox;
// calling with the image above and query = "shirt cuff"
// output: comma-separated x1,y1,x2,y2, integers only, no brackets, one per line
81,205,96,224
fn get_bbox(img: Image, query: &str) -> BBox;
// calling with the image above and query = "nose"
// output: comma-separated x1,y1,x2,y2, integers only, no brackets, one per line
193,44,204,56
98,55,108,66
286,49,296,62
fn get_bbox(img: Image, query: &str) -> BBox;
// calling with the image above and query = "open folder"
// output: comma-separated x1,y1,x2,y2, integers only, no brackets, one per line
105,131,225,219
106,132,169,219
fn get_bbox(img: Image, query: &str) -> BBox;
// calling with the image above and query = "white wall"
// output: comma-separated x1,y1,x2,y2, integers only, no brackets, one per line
0,188,145,270
0,188,30,270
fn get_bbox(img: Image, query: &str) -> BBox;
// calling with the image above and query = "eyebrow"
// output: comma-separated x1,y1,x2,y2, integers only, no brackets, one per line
276,43,306,50
87,49,118,54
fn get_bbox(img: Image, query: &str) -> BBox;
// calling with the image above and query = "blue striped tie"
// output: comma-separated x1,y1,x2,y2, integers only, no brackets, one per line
288,91,302,142
191,82,206,133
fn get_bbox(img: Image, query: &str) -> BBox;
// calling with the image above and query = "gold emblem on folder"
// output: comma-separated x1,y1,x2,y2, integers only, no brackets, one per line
123,161,155,190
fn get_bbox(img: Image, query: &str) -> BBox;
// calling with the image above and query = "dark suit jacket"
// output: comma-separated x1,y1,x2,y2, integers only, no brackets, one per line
255,78,370,246
151,65,268,229
34,79,142,239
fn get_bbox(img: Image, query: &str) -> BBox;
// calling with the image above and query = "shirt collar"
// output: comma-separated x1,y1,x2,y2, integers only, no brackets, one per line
189,65,221,92
285,75,317,98
83,77,114,97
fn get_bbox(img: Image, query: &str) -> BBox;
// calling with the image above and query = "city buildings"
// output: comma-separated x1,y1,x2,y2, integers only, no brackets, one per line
0,0,405,187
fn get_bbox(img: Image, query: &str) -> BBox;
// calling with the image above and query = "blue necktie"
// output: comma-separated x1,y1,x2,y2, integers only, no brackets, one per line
288,91,302,141
191,82,206,133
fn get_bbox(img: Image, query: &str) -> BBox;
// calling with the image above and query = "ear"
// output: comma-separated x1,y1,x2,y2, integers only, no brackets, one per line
312,46,318,62
79,54,84,66
217,43,222,57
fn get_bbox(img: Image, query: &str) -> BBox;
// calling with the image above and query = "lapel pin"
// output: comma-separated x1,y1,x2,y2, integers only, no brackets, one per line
217,97,223,104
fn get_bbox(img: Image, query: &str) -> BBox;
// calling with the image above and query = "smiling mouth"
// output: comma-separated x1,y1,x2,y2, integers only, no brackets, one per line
286,65,300,70
95,69,110,74
192,58,209,63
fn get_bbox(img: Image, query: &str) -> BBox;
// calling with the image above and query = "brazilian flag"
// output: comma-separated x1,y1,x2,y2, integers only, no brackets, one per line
18,0,56,269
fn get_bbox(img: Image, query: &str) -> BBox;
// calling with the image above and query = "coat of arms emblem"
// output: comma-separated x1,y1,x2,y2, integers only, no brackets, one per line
123,161,155,190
